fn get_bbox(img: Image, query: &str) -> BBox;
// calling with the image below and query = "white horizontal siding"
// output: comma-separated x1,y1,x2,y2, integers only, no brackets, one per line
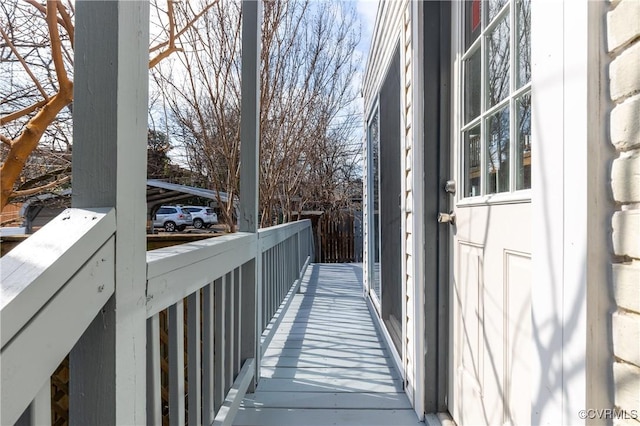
362,0,418,414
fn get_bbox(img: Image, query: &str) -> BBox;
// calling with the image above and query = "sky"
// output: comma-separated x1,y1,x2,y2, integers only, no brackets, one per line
354,0,379,59
346,0,379,166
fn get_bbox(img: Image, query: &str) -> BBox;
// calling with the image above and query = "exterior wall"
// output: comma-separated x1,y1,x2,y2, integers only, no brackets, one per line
400,2,415,405
362,0,418,408
607,0,640,421
363,0,638,423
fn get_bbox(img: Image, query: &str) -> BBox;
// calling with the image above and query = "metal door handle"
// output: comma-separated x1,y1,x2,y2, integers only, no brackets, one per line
438,212,456,225
444,180,456,194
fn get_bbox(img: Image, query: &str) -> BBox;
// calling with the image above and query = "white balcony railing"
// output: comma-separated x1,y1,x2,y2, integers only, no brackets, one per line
0,211,313,425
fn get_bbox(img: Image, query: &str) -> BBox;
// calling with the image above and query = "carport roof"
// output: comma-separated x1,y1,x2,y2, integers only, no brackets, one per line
19,180,234,217
145,179,234,208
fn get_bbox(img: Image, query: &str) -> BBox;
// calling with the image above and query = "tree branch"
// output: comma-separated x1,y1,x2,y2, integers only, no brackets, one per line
16,165,72,191
0,99,49,126
23,0,68,33
9,175,71,198
56,1,74,49
149,0,219,54
1,91,72,208
1,135,12,147
0,26,50,100
149,46,183,69
46,0,71,90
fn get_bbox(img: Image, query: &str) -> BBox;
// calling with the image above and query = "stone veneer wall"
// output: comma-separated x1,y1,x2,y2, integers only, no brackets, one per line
607,0,640,422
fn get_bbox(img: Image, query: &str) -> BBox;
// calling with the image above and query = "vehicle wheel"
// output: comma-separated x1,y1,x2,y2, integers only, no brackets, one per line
177,225,187,232
193,218,204,229
164,221,176,232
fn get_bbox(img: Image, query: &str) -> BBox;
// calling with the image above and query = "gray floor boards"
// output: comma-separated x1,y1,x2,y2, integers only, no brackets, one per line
234,263,422,426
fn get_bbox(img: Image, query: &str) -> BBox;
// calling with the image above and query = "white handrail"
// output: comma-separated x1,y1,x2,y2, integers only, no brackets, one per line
1,217,313,426
146,232,257,317
0,208,117,425
1,208,115,347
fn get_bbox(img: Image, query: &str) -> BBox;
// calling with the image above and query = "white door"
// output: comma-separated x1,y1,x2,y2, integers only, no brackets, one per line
449,1,532,424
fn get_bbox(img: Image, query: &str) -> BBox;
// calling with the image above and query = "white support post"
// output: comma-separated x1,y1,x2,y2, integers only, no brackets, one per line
239,0,262,391
239,0,261,233
69,1,148,424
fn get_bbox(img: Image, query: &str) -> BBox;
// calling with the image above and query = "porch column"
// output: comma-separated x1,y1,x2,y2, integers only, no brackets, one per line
239,0,262,390
69,0,149,424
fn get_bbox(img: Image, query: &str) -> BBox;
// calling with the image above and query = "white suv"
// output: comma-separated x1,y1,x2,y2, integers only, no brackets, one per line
183,206,218,229
153,206,193,232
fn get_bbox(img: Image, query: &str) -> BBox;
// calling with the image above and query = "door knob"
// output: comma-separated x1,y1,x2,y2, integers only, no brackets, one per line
438,211,456,225
444,180,456,194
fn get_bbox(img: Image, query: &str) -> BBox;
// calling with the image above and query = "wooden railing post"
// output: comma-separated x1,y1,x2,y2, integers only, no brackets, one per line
69,0,149,424
239,0,262,391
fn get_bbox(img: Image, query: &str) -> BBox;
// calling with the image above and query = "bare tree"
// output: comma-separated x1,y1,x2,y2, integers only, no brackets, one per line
0,0,218,209
155,0,361,229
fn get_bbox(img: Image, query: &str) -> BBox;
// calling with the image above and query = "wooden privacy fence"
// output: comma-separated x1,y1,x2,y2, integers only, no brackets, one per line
315,210,363,263
0,210,313,426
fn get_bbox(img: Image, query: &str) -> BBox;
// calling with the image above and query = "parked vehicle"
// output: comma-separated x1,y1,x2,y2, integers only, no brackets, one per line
153,206,192,232
183,206,218,229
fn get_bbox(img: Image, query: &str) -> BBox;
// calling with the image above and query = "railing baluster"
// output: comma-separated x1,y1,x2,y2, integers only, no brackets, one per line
299,231,302,266
15,378,51,426
281,242,285,301
234,267,242,376
276,244,281,306
33,378,51,426
187,291,202,426
213,278,225,414
169,300,185,426
240,258,258,392
202,283,215,425
271,249,276,317
289,238,294,290
262,252,268,330
266,251,271,322
224,272,234,395
147,314,162,426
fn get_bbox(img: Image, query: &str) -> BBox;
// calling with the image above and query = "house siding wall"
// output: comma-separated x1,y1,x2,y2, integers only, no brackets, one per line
362,2,404,298
362,0,417,405
401,3,415,404
607,0,640,420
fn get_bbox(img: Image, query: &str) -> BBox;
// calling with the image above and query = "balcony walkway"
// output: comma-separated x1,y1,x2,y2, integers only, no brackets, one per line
234,263,423,426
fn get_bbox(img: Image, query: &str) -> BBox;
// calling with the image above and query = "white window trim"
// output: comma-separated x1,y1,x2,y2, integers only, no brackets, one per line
456,0,532,204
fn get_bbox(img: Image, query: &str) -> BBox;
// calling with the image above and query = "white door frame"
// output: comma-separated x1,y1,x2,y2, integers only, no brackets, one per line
530,1,611,423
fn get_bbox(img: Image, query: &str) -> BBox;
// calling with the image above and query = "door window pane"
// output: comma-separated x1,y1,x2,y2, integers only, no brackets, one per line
516,93,531,190
487,0,508,23
464,48,482,124
517,0,531,88
487,106,510,194
487,14,510,107
465,0,482,50
459,0,531,199
464,124,482,197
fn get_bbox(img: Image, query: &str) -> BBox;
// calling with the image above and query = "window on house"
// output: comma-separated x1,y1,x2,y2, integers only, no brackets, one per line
367,105,381,299
462,0,531,198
